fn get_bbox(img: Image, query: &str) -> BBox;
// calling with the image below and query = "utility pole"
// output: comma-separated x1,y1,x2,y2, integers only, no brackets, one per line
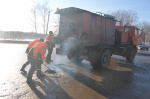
46,11,50,36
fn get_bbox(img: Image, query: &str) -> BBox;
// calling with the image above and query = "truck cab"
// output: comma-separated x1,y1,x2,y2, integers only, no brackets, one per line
115,25,140,46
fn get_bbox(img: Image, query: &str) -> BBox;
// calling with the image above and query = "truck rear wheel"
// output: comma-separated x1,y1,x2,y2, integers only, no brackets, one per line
99,49,111,68
126,47,136,63
89,49,111,68
89,51,99,68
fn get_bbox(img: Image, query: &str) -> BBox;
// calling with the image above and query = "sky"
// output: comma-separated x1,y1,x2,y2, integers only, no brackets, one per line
0,0,149,33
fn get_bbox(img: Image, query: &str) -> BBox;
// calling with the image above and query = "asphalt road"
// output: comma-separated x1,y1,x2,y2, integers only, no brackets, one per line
0,43,150,99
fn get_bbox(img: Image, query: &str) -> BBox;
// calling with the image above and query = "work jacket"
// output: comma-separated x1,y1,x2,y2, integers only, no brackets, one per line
29,42,48,61
29,39,40,50
46,34,54,49
25,39,40,53
46,35,51,42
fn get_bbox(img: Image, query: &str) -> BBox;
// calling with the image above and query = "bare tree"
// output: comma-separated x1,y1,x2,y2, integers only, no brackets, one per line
138,21,150,32
37,0,50,36
51,14,60,35
148,28,150,43
138,21,150,42
31,5,38,34
111,9,139,25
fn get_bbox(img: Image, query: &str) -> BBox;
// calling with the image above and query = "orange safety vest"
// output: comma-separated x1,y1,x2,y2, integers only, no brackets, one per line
46,34,53,49
46,33,54,42
29,39,40,50
33,42,48,60
46,35,51,42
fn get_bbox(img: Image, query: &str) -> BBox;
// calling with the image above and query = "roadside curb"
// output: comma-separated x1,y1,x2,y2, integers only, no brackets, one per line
137,52,150,56
0,40,30,44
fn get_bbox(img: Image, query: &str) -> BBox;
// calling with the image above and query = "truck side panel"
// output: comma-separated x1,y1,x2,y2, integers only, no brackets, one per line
101,17,106,44
59,12,83,37
58,8,116,46
82,12,115,46
106,19,115,45
96,16,102,43
82,12,98,45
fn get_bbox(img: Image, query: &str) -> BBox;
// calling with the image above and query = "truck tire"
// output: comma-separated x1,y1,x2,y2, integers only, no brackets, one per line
90,62,99,68
99,49,111,68
67,50,83,63
89,51,99,68
126,47,136,63
89,49,111,68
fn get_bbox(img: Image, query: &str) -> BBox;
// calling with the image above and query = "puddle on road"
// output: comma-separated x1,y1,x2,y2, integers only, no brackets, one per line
108,59,132,72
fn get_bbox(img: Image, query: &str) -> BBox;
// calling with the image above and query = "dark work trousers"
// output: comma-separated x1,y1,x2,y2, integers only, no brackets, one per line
36,60,42,76
27,57,41,81
21,46,30,71
20,60,30,70
46,48,53,63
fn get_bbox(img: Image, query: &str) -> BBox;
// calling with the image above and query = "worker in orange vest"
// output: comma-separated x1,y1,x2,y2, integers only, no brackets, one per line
46,31,54,64
20,38,44,74
27,41,49,86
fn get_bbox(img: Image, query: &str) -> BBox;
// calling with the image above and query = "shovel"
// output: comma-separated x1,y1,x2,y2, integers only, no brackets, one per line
42,62,56,74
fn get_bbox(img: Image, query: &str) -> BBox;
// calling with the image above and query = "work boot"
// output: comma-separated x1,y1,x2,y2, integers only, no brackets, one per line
45,69,56,74
26,79,35,86
20,69,27,74
37,72,46,79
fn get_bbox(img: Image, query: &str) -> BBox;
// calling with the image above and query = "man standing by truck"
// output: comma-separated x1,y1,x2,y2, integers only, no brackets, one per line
20,38,44,74
46,31,54,64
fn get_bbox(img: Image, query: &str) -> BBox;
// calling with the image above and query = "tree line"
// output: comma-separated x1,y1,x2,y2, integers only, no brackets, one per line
0,31,44,40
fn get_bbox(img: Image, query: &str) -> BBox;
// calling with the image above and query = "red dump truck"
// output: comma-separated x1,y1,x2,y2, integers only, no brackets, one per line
52,7,140,68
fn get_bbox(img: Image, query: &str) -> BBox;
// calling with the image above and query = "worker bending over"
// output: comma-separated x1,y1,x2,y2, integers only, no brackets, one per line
20,38,44,74
46,31,54,64
27,41,49,86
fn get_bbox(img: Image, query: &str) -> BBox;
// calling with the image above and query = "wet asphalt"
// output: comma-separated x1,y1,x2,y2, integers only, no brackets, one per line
0,43,150,99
